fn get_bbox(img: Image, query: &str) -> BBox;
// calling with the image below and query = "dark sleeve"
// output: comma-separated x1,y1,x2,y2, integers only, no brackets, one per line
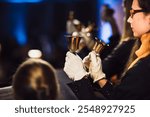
67,76,113,100
102,39,135,79
67,77,97,100
100,81,114,99
100,34,120,59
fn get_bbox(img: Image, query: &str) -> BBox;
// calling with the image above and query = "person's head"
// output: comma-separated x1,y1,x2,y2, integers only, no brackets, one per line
101,4,115,22
68,11,74,20
13,59,59,100
127,0,150,38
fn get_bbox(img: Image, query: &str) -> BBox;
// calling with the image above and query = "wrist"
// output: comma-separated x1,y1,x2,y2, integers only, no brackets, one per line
97,78,107,88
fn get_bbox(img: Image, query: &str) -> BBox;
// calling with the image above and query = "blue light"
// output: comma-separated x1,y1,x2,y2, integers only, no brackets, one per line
14,26,27,45
11,6,27,46
5,0,43,3
97,0,116,44
100,22,112,44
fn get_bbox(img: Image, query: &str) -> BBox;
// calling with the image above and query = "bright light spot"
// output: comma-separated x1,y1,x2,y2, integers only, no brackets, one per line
100,21,112,44
72,32,79,36
73,19,80,25
86,33,91,37
28,49,42,58
85,28,90,32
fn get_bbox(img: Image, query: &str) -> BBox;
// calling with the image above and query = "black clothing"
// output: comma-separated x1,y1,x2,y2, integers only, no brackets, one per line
100,34,120,59
68,78,96,100
102,39,136,79
56,69,77,100
68,55,150,100
103,55,150,99
68,77,106,100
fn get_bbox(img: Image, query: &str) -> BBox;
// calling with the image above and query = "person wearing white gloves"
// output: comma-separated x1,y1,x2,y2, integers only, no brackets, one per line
64,51,106,83
64,51,110,99
64,0,150,99
64,45,150,100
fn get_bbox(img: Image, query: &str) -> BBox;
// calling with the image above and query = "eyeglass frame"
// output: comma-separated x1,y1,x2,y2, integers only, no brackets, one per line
129,9,146,18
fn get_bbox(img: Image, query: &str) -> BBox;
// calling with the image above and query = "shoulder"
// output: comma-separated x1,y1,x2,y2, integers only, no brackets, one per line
126,55,150,77
139,55,150,67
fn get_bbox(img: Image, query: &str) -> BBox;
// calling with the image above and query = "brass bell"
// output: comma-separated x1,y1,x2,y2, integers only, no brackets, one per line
65,35,82,54
92,37,108,55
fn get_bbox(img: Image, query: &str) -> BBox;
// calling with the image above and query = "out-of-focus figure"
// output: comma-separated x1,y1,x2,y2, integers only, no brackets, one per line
13,59,59,100
66,11,95,58
102,0,137,84
66,11,78,34
100,4,121,59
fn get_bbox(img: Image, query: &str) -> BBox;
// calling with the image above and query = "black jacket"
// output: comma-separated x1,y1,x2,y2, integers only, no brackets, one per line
102,39,136,79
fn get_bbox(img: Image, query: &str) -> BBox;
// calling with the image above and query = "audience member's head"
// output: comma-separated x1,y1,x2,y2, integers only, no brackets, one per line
68,11,75,21
13,59,59,100
101,4,115,22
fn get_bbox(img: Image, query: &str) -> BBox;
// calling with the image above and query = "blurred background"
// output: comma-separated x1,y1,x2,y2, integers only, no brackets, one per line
0,0,124,87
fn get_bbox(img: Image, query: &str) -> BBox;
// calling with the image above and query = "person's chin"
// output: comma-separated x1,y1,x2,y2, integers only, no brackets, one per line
133,32,141,38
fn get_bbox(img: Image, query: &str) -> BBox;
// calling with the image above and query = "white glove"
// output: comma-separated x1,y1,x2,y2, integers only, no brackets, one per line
83,54,90,68
63,51,89,81
88,51,106,83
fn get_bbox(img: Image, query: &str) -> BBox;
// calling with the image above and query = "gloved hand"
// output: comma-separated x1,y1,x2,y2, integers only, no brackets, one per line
83,54,90,68
64,51,89,81
87,51,106,83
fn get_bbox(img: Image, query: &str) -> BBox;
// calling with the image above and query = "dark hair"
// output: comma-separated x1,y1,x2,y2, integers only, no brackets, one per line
103,4,115,16
138,0,150,13
123,0,133,9
13,59,59,100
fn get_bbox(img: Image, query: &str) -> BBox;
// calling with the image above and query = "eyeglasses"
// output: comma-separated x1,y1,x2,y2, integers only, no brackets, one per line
129,9,146,18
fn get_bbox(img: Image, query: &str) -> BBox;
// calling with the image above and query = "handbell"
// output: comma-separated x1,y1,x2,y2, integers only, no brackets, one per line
65,35,82,54
92,37,108,55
